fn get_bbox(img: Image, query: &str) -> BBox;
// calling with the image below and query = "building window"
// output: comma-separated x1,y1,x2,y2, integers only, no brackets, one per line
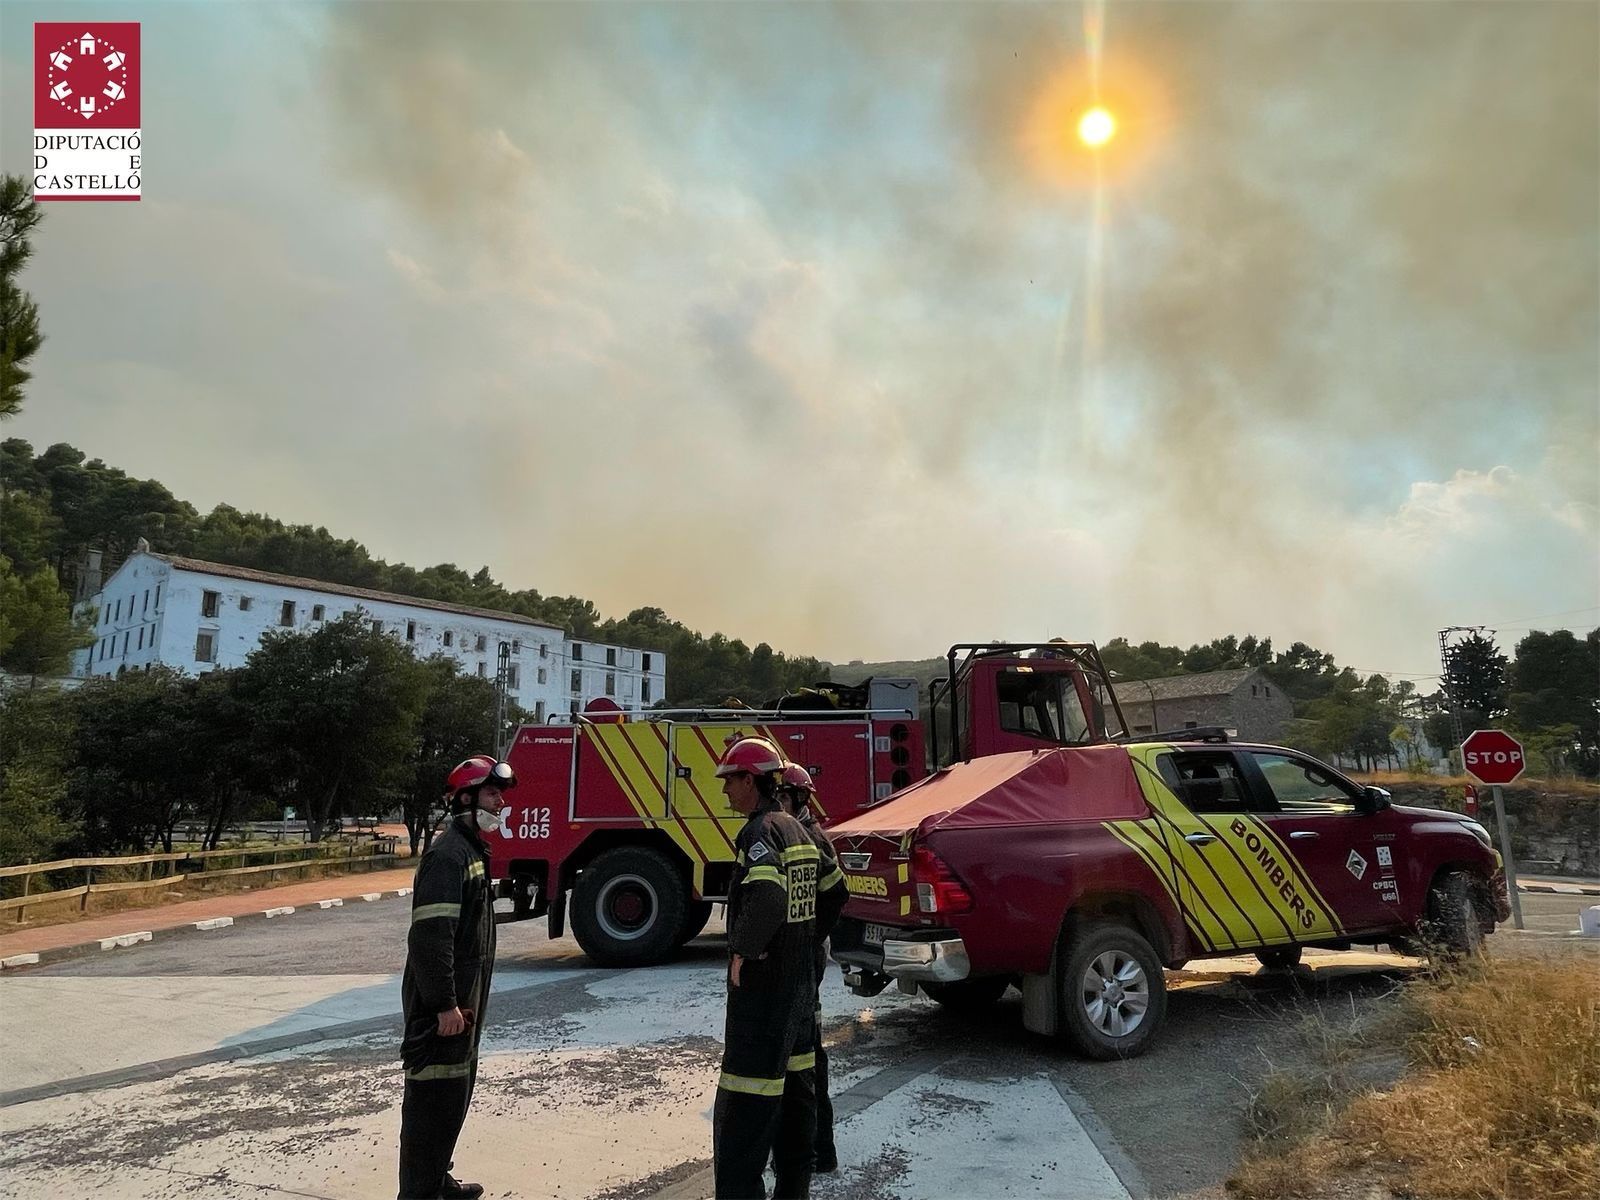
641,679,651,703
476,634,487,652
137,628,144,650
114,598,122,621
572,643,583,661
406,620,416,642
512,638,521,654
444,631,453,647
239,595,253,612
606,648,617,666
101,607,108,627
535,701,546,723
1251,685,1258,697
537,668,547,685
154,584,161,609
643,653,652,672
372,620,383,634
142,589,149,614
1264,686,1272,697
195,632,216,663
477,662,486,677
570,670,582,693
202,591,219,618
605,672,616,696
312,604,325,621
121,632,129,655
507,665,521,689
280,600,295,626
539,643,548,658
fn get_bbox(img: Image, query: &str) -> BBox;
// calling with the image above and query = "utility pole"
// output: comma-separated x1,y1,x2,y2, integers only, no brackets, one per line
1437,626,1486,758
494,640,512,758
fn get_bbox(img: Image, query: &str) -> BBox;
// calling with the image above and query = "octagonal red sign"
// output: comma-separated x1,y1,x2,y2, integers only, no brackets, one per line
1461,729,1525,786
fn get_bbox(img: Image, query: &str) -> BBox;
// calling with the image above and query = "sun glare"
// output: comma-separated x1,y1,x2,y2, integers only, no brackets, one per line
1078,106,1116,147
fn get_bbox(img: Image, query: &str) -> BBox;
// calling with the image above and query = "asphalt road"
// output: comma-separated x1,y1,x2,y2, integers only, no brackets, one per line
0,893,1590,1200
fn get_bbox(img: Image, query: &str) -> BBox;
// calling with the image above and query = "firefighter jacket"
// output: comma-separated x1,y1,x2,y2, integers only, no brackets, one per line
400,815,497,1077
796,807,847,980
720,800,821,1095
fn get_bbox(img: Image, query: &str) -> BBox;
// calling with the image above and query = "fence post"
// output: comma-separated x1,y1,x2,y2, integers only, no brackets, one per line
81,865,92,912
16,871,29,923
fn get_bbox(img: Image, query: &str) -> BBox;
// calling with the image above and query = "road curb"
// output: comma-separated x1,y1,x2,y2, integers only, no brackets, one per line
0,885,415,972
1518,883,1600,896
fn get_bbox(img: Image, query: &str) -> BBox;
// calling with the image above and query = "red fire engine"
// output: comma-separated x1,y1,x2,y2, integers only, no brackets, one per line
489,642,1124,966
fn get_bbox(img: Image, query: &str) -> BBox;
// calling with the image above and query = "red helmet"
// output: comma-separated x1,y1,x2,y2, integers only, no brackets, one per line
714,736,785,778
778,763,815,794
445,755,517,801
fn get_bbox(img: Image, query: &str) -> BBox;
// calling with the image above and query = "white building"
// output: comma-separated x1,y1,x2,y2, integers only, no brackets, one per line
72,550,666,722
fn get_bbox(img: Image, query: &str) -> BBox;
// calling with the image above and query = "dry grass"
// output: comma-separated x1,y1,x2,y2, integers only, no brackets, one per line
1351,770,1600,797
1231,952,1600,1200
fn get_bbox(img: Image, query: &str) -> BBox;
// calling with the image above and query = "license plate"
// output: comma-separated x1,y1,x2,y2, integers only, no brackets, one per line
862,922,894,947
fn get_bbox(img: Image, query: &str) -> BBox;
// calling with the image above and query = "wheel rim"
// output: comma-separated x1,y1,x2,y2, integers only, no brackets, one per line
596,873,658,941
1080,949,1150,1039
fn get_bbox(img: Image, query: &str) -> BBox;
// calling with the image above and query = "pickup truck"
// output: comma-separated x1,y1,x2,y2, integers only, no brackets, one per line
827,734,1509,1059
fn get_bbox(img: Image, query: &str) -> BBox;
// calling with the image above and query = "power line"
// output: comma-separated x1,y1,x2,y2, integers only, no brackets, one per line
1479,605,1600,628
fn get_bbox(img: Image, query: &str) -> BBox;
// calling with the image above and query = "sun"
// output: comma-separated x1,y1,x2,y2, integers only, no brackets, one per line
1077,106,1116,148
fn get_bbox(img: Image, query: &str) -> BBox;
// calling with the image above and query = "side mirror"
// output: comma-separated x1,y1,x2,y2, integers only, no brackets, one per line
1358,785,1392,815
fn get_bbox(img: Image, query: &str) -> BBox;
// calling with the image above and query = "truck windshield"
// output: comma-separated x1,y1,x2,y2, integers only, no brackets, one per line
996,669,1092,745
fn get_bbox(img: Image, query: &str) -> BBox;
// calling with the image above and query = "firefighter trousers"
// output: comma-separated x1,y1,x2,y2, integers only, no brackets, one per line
714,1064,817,1199
398,1024,481,1199
813,1007,834,1166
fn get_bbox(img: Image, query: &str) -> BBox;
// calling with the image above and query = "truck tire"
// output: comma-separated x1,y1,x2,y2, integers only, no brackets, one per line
922,976,1011,1013
1058,923,1167,1061
570,847,689,967
1255,945,1302,971
1424,870,1485,960
678,900,714,946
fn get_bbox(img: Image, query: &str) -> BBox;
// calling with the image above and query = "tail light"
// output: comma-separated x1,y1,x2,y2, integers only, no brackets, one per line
910,843,973,915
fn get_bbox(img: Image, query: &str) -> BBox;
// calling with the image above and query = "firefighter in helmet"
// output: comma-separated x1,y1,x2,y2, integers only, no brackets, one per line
712,736,823,1199
397,754,516,1200
775,762,847,1175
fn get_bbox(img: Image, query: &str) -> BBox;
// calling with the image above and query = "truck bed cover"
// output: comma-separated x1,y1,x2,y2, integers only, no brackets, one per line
828,744,1147,839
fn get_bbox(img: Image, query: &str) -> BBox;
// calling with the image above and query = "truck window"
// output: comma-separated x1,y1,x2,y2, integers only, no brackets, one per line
1158,751,1272,815
996,669,1091,745
1246,752,1359,814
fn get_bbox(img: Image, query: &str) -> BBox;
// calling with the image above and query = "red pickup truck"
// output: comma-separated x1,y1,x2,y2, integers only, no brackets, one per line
828,733,1509,1059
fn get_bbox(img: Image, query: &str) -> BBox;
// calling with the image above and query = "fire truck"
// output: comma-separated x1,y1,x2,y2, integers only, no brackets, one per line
489,642,1124,966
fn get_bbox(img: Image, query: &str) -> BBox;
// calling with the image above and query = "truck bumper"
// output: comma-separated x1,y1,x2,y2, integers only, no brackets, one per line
881,936,971,982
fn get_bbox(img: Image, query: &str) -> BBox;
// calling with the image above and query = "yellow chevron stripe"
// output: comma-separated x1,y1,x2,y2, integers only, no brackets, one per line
587,726,705,866
1107,819,1229,951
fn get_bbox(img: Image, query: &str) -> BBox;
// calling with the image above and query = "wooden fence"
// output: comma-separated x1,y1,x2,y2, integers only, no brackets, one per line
0,839,402,923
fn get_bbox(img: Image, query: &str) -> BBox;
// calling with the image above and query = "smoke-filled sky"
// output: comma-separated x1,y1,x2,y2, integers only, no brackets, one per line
3,1,1596,676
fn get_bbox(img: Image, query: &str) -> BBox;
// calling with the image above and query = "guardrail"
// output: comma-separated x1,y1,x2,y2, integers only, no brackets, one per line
0,840,403,923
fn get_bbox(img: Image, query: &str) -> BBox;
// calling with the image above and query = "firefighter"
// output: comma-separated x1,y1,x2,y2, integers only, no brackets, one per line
775,763,847,1175
712,736,823,1200
397,754,516,1200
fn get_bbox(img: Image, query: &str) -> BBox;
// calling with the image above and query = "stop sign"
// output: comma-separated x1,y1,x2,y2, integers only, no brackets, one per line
1461,729,1525,786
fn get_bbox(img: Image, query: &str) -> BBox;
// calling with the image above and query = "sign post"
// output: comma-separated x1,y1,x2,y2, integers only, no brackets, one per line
1461,729,1526,930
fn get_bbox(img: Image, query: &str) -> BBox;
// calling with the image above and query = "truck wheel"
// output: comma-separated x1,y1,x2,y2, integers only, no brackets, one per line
1059,923,1167,1061
570,847,689,967
922,976,1011,1013
1255,945,1302,971
678,900,714,946
1424,870,1485,960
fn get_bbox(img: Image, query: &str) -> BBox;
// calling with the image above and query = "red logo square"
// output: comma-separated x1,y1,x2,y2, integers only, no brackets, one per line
35,23,140,128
